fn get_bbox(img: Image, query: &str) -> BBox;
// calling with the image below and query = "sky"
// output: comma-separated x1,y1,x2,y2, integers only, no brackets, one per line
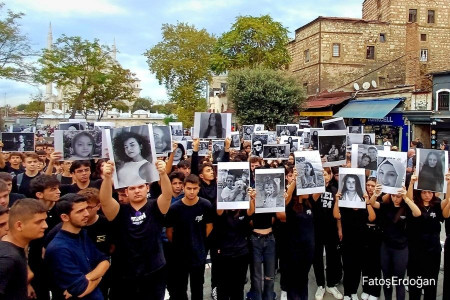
2,0,363,107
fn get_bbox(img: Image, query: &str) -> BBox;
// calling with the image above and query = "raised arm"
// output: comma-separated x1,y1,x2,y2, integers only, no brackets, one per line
156,160,172,214
247,188,256,216
285,168,298,205
45,152,63,175
365,193,376,222
407,173,417,201
223,138,230,162
165,142,178,174
400,186,421,217
99,162,120,221
191,138,200,175
368,184,382,209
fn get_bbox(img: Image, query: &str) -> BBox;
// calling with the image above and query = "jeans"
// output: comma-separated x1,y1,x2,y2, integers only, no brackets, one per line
380,242,408,300
249,232,276,300
215,254,249,300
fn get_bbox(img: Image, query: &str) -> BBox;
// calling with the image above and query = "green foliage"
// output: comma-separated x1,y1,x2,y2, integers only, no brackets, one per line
211,15,291,73
15,103,27,111
227,68,305,129
37,35,136,119
132,97,153,113
144,22,215,127
24,93,45,126
152,102,176,115
0,3,35,82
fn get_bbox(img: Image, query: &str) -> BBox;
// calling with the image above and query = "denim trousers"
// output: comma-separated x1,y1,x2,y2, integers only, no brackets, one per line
249,233,276,300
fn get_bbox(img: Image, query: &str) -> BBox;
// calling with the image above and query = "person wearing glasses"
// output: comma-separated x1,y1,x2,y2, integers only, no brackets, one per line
252,140,264,158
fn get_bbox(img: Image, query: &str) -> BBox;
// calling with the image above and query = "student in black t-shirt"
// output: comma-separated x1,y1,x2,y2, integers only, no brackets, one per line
406,174,445,300
0,199,48,300
99,160,172,300
56,161,74,184
0,173,26,207
313,167,343,300
369,184,421,300
11,153,41,197
165,174,213,300
334,184,375,299
0,152,25,176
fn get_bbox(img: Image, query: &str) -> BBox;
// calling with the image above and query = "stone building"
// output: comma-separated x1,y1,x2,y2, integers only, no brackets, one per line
287,0,450,95
207,74,230,113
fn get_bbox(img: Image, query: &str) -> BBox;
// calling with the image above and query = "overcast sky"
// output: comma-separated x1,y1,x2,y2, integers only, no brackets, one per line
2,0,362,106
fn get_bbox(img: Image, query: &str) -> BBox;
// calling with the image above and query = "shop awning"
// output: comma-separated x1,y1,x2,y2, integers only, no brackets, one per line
333,98,403,119
306,91,352,109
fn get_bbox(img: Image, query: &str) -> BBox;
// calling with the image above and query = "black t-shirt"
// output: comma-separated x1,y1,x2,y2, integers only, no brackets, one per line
314,184,338,240
59,175,73,185
113,199,166,278
286,197,315,252
8,193,26,207
212,210,250,257
408,200,443,252
0,241,27,300
446,218,450,237
0,163,25,177
11,172,39,197
251,213,275,230
59,179,102,196
340,207,368,244
165,197,213,267
378,202,410,249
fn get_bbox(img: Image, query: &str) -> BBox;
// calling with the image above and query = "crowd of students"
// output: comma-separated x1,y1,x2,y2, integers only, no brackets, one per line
0,135,449,300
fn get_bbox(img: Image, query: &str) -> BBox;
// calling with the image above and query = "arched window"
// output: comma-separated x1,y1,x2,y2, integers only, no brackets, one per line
437,90,450,111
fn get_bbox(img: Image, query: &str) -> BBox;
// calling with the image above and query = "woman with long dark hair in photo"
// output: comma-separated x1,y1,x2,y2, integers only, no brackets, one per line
368,184,421,300
406,174,446,300
112,130,154,187
417,151,445,192
297,161,317,189
341,174,364,202
334,170,374,300
203,113,225,138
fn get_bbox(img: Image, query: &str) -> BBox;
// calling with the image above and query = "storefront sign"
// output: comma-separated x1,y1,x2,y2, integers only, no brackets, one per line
353,113,403,126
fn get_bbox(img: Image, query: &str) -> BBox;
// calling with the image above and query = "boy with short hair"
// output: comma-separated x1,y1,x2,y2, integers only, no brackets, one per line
11,153,41,197
0,173,26,206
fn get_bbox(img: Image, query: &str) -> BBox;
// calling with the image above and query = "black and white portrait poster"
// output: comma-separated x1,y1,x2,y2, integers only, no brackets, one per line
322,118,346,130
169,122,183,141
251,133,268,158
351,144,384,171
212,140,226,164
217,162,250,210
94,122,115,158
173,141,186,165
69,119,87,130
308,128,323,150
338,168,366,209
255,168,285,213
0,132,35,152
185,139,194,156
230,132,241,150
295,151,325,195
198,141,209,156
267,131,277,144
415,149,448,193
254,124,265,132
153,125,173,157
54,130,103,160
263,144,290,160
280,136,300,152
362,134,375,145
276,124,298,137
193,112,231,139
347,126,363,134
318,130,347,167
105,125,159,189
59,122,85,131
242,125,254,141
303,128,311,148
377,150,407,194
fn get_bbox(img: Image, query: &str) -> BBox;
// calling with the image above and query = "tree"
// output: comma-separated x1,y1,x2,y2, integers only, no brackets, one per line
145,22,215,127
211,15,291,73
24,94,45,126
227,68,305,129
37,35,136,119
132,97,153,113
15,103,27,111
0,3,35,82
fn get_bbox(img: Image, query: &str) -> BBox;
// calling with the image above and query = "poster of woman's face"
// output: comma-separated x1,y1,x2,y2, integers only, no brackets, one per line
105,125,159,189
294,151,325,195
280,136,299,152
351,144,384,171
263,144,290,160
198,141,209,156
212,140,225,164
318,130,347,167
347,134,363,148
267,131,277,144
153,125,172,156
194,112,231,139
186,139,194,156
338,168,366,209
303,129,311,148
322,118,346,130
59,122,84,131
217,162,250,209
54,130,102,160
255,168,285,213
254,124,265,132
362,134,375,145
377,150,407,194
173,141,186,165
0,133,35,152
276,125,298,137
251,133,268,158
242,125,254,141
169,122,183,141
347,126,363,134
309,128,323,150
415,149,448,193
230,132,241,150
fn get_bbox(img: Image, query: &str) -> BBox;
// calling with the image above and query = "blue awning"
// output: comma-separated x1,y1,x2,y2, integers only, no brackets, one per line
333,98,403,119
